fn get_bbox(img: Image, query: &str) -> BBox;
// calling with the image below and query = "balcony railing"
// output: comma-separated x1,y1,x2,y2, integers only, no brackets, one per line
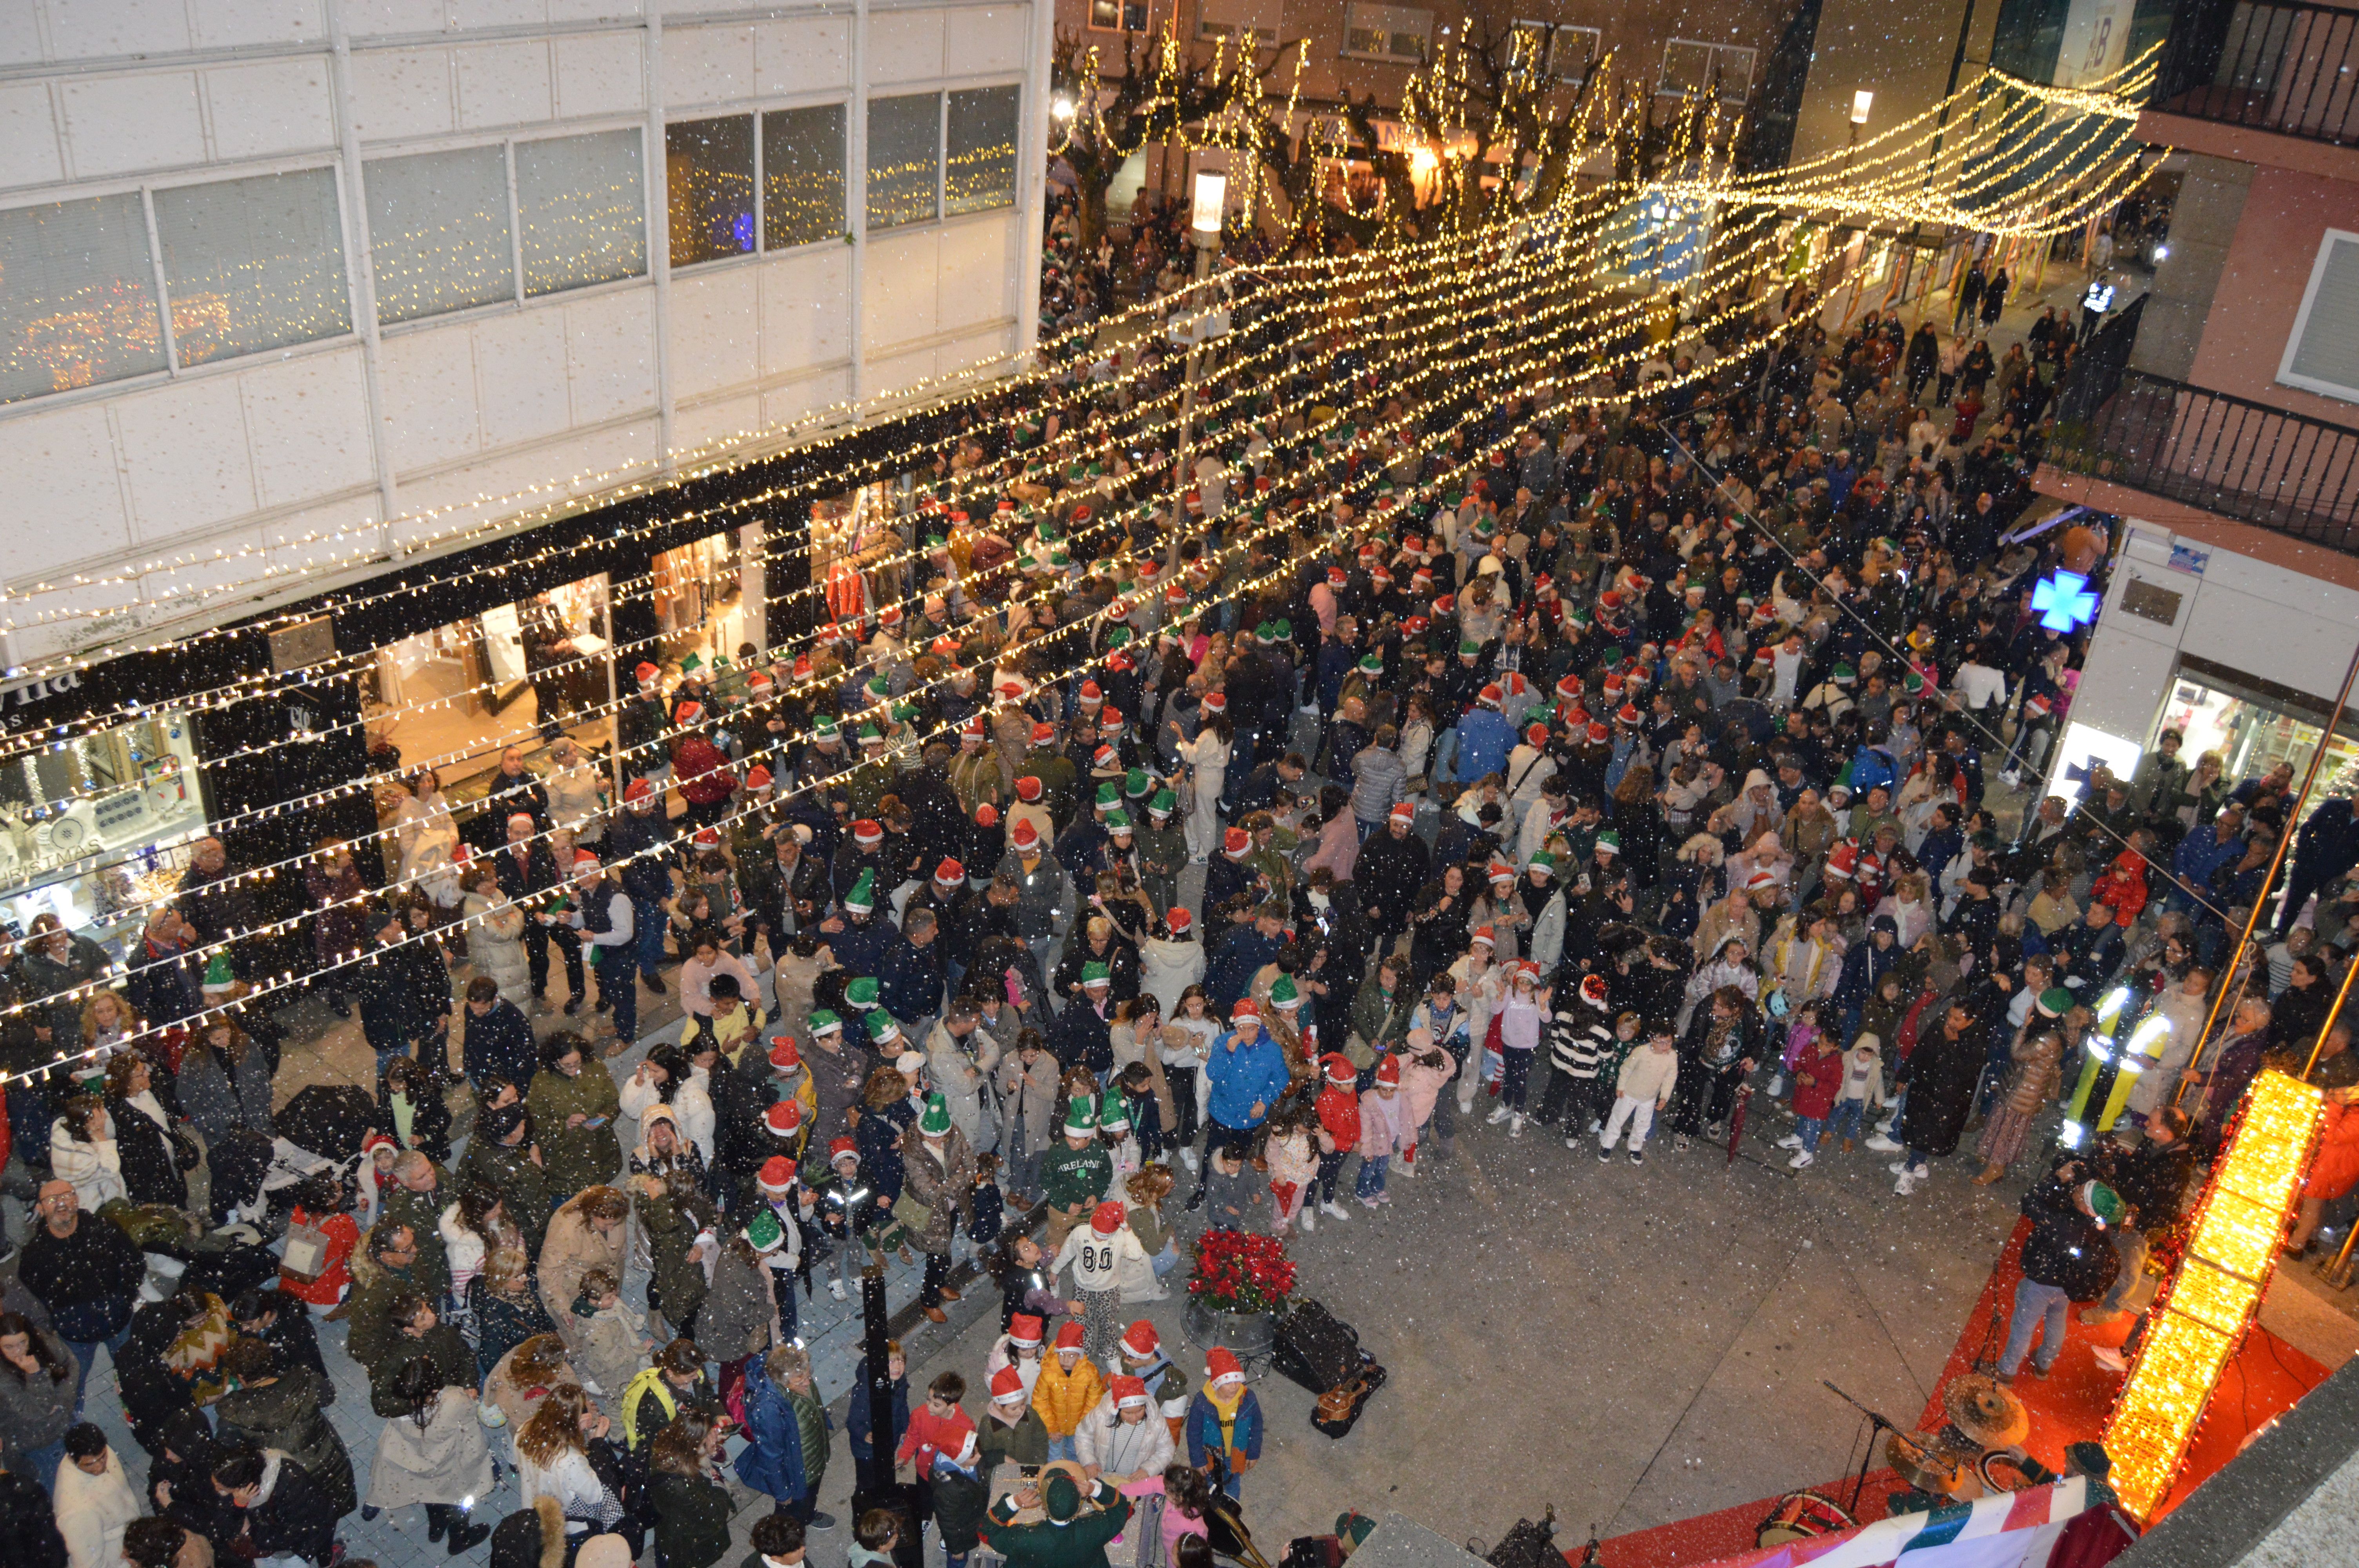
2046,367,2359,551
2153,0,2359,147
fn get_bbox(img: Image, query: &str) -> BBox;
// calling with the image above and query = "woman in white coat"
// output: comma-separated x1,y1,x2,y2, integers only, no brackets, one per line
48,1102,126,1213
462,864,534,1010
543,739,608,848
393,768,465,910
367,1356,496,1548
1175,705,1233,863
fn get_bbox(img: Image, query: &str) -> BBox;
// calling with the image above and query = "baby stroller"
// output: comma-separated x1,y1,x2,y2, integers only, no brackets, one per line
1199,1457,1276,1568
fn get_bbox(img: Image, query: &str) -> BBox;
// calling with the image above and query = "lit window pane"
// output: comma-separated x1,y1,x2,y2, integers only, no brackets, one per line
947,86,1020,215
762,104,847,250
366,146,514,325
153,169,351,365
518,130,647,297
667,115,756,268
867,93,941,231
0,194,165,405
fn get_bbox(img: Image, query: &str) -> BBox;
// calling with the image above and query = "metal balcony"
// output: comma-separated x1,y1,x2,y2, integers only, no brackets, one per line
2154,0,2359,147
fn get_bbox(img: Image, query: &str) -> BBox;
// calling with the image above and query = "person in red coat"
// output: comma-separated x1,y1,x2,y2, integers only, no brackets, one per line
1777,1024,1847,1171
2289,1066,2359,1255
672,701,738,833
1312,1054,1360,1223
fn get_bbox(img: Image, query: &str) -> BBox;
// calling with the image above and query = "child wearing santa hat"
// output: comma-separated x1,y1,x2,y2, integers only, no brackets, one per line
1184,1348,1262,1501
1357,1056,1412,1206
1052,1199,1147,1364
976,1364,1049,1470
1031,1321,1104,1464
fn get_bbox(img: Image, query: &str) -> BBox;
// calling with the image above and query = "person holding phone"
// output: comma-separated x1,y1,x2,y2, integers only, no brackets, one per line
529,1032,624,1197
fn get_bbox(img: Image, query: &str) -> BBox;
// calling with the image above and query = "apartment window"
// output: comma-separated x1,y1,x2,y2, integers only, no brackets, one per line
153,169,350,365
516,130,646,296
868,93,943,230
763,105,849,248
1198,0,1280,51
1659,40,1756,102
667,115,758,268
1550,25,1600,82
1343,4,1431,65
1088,0,1148,30
0,194,167,406
2281,229,2359,403
947,86,1022,216
362,131,647,327
1508,20,1550,80
367,147,513,324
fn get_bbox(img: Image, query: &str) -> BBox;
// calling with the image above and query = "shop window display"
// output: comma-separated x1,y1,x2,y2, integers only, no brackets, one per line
653,531,754,671
2152,674,2359,802
0,710,207,962
813,480,910,624
367,574,617,862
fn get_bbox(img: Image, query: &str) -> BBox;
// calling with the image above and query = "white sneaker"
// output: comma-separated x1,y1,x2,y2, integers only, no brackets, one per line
1397,1156,1416,1178
1894,1172,1918,1196
1765,1073,1787,1098
1321,1200,1352,1221
1587,1117,1603,1133
1457,1089,1478,1115
1865,1134,1904,1152
1508,1114,1524,1138
1297,1208,1315,1234
1788,1150,1815,1170
827,1278,846,1301
1887,1160,1912,1176
1179,1147,1200,1172
1776,1134,1804,1150
1874,1118,1897,1136
1487,1105,1511,1126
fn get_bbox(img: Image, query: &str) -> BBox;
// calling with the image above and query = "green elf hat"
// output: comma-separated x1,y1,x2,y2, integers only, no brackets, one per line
844,871,878,913
1568,606,1594,630
1049,550,1073,570
845,976,881,1009
680,652,705,674
1105,626,1134,650
1459,639,1481,657
1093,782,1118,808
918,1092,953,1137
1272,619,1292,641
1832,663,1857,687
891,702,920,723
1269,975,1301,1009
2037,987,2074,1018
1150,788,1178,817
1096,1089,1132,1133
867,1013,901,1046
1082,960,1112,989
857,722,884,746
813,717,841,743
1063,1095,1100,1135
1256,621,1280,642
926,533,949,551
1037,522,1065,545
1106,810,1133,835
1125,767,1153,799
1594,829,1622,855
1358,653,1385,675
1528,851,1556,877
1903,671,1927,696
808,1009,843,1036
202,953,236,994
745,1208,786,1254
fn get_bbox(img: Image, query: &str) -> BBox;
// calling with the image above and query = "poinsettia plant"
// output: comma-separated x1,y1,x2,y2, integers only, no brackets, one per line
1188,1229,1298,1314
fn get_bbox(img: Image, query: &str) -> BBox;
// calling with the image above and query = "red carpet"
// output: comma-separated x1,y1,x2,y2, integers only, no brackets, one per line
1591,1219,2332,1564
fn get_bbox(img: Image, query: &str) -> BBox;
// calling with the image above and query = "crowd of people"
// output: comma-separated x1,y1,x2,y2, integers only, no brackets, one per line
0,181,2355,1568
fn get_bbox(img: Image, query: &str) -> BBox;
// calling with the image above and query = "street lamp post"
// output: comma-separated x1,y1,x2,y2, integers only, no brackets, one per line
1845,90,1873,174
1170,170,1227,546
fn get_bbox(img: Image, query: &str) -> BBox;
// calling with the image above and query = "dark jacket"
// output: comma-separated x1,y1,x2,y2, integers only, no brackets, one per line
844,1356,908,1464
457,1136,555,1258
0,1470,67,1568
237,1452,342,1567
463,1000,540,1091
649,1470,734,1568
212,1364,358,1519
108,1095,190,1209
2019,1167,2121,1303
17,1212,144,1342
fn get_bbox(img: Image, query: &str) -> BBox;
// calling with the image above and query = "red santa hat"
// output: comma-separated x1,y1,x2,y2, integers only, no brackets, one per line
1375,1056,1401,1087
1321,1053,1355,1084
1110,1375,1150,1409
852,818,884,845
765,1101,803,1137
1120,1320,1160,1359
759,1156,796,1193
1008,1314,1045,1349
1206,1347,1245,1385
990,1366,1027,1402
1011,819,1041,850
1223,827,1250,858
1055,1321,1087,1352
1016,775,1043,802
1091,1199,1127,1235
935,858,965,886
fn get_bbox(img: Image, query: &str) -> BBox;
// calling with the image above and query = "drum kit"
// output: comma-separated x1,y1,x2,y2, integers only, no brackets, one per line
1881,1375,2045,1503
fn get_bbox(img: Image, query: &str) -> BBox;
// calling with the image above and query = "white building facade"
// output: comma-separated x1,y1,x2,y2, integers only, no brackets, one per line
0,0,1050,666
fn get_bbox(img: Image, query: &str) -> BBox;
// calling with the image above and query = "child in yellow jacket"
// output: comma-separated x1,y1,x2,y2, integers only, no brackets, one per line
1029,1321,1105,1461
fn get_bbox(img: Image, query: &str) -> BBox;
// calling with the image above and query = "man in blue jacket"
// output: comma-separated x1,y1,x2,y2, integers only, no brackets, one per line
1204,904,1285,1012
1201,1000,1289,1173
2277,793,2359,936
1447,681,1516,785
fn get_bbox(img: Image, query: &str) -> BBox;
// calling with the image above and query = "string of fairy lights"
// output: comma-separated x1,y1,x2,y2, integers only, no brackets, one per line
6,192,1795,931
0,252,1793,1082
3,31,2156,655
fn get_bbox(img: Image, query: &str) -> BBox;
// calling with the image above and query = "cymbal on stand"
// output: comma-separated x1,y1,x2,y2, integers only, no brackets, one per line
1945,1374,2031,1449
1886,1431,1976,1497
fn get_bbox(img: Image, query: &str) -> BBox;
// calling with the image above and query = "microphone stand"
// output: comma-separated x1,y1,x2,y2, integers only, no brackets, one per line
1823,1380,1903,1515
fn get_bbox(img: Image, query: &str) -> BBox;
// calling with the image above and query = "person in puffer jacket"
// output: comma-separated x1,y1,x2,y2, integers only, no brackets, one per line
1355,1056,1412,1208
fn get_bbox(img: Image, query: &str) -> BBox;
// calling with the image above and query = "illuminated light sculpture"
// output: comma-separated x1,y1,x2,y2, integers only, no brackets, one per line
2030,570,2101,633
2103,1070,2324,1519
